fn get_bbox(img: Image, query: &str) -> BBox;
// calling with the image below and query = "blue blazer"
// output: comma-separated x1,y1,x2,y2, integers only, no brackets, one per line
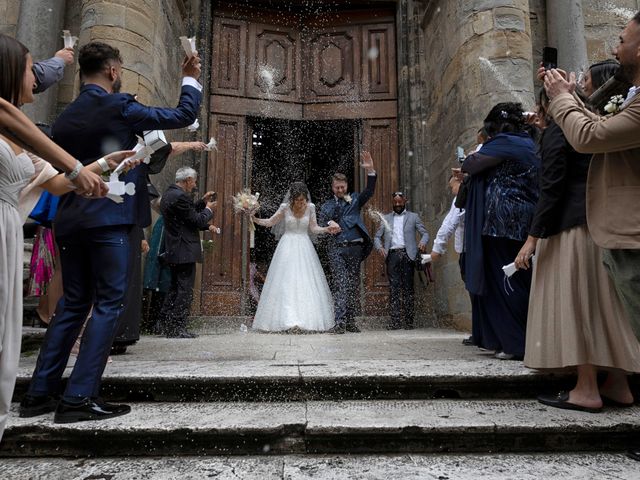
319,174,377,253
52,83,202,237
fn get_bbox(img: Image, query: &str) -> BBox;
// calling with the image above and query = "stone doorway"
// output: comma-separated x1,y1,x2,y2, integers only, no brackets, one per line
201,1,399,316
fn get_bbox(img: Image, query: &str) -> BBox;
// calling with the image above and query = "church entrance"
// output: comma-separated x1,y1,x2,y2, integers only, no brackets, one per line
201,1,399,316
250,118,357,266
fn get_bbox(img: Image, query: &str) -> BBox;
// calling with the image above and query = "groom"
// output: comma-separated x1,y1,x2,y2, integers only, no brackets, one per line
320,151,377,334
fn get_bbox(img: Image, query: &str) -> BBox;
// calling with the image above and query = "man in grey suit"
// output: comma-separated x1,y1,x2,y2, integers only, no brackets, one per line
374,192,429,329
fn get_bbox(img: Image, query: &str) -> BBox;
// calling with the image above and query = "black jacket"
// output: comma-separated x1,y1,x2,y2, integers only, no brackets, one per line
160,184,213,264
528,121,592,238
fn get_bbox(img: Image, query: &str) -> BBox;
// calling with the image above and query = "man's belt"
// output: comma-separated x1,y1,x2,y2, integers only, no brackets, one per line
337,238,364,247
389,247,406,252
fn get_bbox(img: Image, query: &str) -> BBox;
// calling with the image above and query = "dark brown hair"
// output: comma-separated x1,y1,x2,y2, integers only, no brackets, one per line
0,34,29,106
332,173,348,183
78,42,122,77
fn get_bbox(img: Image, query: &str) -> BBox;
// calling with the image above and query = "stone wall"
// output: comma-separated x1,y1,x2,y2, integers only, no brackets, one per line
583,0,639,65
0,0,20,36
414,0,536,328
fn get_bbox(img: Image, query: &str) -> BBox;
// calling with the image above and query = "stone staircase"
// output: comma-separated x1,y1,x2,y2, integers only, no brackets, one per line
4,329,640,478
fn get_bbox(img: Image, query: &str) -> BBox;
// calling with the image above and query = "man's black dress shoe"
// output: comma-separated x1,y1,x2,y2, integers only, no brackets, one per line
345,324,361,333
537,391,602,413
110,345,128,355
54,397,131,424
166,331,198,338
462,335,475,346
627,448,640,461
386,324,402,330
328,324,346,334
19,395,58,418
403,324,414,330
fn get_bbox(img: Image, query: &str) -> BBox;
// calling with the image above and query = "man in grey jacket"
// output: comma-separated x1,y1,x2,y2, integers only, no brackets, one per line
374,192,429,329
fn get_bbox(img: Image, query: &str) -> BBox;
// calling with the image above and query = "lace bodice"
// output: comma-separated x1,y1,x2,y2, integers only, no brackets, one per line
253,203,327,236
0,138,35,210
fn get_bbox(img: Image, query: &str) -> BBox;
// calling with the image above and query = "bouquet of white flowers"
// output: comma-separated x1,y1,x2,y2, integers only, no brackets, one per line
232,189,260,214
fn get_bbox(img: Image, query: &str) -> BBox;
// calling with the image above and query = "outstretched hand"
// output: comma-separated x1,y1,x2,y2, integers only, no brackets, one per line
327,220,342,235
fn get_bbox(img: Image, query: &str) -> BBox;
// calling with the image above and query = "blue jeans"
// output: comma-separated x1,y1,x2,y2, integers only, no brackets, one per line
27,226,130,400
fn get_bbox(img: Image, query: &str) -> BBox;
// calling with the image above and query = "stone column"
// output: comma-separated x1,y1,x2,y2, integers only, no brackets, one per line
546,0,588,74
16,0,67,125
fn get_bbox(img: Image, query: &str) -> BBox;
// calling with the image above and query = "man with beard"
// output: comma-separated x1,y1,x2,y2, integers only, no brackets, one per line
543,12,640,460
374,192,429,330
20,42,202,423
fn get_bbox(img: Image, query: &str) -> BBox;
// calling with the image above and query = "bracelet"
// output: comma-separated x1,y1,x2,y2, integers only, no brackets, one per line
64,160,84,181
96,157,110,172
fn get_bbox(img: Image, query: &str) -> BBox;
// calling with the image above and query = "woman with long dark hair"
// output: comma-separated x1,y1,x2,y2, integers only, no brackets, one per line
461,102,540,360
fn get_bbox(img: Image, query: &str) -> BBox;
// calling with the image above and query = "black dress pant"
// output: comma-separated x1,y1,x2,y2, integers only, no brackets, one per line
158,263,196,336
113,226,144,346
387,249,415,327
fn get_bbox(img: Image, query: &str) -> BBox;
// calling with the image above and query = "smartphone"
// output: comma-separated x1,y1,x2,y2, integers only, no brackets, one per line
456,146,465,164
210,192,217,202
542,47,558,70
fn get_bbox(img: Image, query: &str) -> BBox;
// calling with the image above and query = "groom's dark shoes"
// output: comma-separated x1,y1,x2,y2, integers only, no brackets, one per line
54,397,131,424
345,323,361,333
328,324,346,334
19,394,58,418
628,448,640,462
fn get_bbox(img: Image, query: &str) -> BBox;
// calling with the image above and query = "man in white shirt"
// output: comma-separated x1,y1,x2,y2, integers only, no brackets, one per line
429,174,474,345
374,192,429,329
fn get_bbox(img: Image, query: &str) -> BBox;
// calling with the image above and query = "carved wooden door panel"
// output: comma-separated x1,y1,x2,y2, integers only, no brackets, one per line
206,6,398,316
360,118,399,315
201,114,246,315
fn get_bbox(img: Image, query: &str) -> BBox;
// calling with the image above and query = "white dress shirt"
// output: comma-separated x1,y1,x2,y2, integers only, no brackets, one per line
432,198,465,255
391,211,406,249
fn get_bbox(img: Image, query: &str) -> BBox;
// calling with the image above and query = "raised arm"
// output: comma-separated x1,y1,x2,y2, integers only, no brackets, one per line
0,98,106,197
357,151,377,207
252,204,286,227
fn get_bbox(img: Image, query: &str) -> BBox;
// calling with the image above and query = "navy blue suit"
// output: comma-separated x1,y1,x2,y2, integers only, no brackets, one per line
27,82,202,401
319,174,377,327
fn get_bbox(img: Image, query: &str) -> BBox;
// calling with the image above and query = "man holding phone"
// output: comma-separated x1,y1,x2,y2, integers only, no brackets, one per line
155,167,217,338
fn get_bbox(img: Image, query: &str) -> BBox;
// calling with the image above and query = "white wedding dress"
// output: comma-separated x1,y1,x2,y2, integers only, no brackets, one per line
252,203,334,332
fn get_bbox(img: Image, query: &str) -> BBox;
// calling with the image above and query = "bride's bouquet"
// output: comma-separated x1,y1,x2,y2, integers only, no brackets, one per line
232,190,261,247
232,189,261,214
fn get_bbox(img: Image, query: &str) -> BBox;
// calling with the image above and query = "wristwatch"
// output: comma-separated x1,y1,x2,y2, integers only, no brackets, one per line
64,160,84,181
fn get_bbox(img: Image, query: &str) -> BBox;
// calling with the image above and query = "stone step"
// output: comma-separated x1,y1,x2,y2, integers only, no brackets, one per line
2,452,638,479
3,399,639,457
14,359,587,402
189,315,441,334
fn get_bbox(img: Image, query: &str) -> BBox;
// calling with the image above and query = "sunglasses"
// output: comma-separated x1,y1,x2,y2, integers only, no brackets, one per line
392,192,405,197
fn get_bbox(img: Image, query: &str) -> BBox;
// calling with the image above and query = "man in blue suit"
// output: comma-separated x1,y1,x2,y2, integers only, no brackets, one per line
319,151,376,334
20,42,203,423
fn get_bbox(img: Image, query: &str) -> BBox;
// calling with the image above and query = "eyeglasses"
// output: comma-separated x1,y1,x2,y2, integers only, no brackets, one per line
392,192,405,197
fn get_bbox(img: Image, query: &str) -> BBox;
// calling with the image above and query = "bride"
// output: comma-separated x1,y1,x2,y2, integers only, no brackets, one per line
251,182,338,332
